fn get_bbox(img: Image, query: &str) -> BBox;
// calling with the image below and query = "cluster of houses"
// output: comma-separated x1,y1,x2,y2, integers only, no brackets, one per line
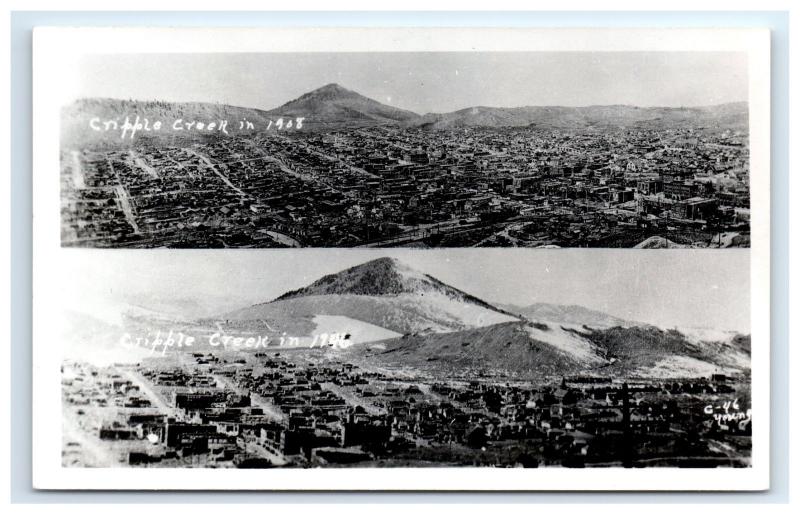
61,124,749,248
62,352,752,468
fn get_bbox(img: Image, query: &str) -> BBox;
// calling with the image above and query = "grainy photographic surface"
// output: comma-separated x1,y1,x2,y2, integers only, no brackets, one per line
60,52,751,249
60,250,752,469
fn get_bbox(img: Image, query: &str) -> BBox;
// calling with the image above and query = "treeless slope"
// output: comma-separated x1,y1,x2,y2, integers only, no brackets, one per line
364,321,589,378
267,83,419,126
228,293,516,336
576,326,751,377
61,98,275,147
360,322,750,379
410,103,748,131
228,257,518,334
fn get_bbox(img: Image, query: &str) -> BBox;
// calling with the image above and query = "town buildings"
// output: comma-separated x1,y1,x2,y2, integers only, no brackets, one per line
61,126,750,248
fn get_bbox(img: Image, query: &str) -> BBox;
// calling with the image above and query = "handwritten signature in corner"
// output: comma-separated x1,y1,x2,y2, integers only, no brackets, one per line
703,398,752,427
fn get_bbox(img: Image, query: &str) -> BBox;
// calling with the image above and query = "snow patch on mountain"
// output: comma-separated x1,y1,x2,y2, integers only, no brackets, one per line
634,355,733,379
678,327,740,345
525,322,604,364
311,315,402,345
394,292,518,331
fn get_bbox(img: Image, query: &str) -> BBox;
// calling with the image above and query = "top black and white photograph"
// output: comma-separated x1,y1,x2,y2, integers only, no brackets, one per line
59,51,751,249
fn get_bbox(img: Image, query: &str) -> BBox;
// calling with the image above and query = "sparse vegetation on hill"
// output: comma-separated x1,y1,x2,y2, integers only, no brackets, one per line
61,85,749,147
273,257,513,318
577,326,750,376
61,98,276,147
368,321,585,378
267,83,419,125
500,302,635,328
408,102,748,131
229,258,517,335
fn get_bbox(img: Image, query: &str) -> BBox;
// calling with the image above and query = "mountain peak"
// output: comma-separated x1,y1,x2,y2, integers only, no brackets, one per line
269,256,515,323
273,257,420,301
359,256,401,269
268,84,419,125
228,257,518,335
301,83,356,99
318,82,349,92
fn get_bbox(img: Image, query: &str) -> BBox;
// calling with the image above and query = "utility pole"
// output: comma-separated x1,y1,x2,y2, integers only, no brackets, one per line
622,383,633,468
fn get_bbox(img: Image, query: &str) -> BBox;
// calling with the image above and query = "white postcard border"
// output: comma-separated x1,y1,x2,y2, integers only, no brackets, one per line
32,26,771,491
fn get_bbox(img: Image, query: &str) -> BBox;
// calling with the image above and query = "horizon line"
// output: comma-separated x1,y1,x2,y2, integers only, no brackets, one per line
65,83,750,115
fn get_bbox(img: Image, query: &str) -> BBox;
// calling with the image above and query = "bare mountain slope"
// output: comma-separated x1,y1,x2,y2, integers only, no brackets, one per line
226,257,518,335
500,302,637,328
365,321,751,379
410,103,748,131
364,321,588,378
267,83,419,127
61,98,275,147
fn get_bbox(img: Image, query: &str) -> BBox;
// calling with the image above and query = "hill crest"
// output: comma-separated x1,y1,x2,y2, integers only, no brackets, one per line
266,83,419,125
273,257,503,313
226,257,518,335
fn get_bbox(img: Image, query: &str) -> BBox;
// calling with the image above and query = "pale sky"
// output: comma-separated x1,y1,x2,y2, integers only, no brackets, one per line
59,249,750,333
72,52,748,113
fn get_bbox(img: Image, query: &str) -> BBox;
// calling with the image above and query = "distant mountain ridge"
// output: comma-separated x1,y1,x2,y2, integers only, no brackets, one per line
499,302,638,328
408,102,748,131
62,83,749,144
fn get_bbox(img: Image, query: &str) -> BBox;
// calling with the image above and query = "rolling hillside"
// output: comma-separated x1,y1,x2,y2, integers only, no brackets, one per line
61,98,276,147
499,302,637,328
62,85,748,147
409,103,748,131
364,321,750,380
363,321,588,377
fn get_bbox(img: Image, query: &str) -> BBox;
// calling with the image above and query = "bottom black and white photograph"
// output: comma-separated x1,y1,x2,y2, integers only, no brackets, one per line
45,249,756,477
